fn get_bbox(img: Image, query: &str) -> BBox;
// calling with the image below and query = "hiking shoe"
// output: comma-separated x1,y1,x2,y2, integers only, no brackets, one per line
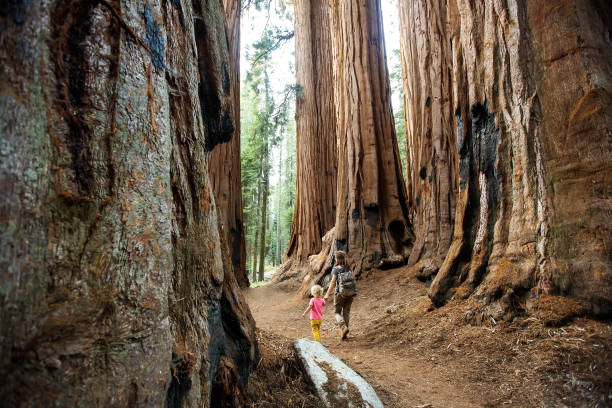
338,325,346,340
340,324,349,340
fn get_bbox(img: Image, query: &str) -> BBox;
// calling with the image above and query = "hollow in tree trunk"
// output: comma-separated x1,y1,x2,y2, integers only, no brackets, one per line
310,0,414,281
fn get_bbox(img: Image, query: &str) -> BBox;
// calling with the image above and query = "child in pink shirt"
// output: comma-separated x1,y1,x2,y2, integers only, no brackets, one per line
302,285,326,342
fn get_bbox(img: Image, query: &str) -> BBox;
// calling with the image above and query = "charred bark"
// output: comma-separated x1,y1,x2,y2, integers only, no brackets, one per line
399,0,612,319
0,1,256,406
312,0,414,281
209,0,249,288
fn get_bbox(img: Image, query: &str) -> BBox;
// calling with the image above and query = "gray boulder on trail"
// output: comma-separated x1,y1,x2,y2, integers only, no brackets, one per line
294,338,384,408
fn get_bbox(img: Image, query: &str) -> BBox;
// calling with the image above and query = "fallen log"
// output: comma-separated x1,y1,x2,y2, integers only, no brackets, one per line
294,338,383,408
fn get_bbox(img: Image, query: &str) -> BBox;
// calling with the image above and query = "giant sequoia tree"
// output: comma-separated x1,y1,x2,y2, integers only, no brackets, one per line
275,0,337,282
399,0,612,317
400,0,455,273
315,0,414,277
292,0,414,294
209,0,249,288
0,1,256,406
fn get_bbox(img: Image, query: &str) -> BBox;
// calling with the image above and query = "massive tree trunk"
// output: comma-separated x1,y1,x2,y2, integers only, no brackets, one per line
0,1,257,406
399,0,612,318
208,0,248,288
314,0,414,279
400,0,456,278
275,0,338,284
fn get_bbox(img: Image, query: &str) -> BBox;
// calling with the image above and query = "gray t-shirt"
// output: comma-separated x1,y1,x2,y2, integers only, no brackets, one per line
331,265,345,293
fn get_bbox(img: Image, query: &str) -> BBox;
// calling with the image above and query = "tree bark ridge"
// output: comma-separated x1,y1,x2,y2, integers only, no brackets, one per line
277,0,338,285
399,0,612,318
208,0,249,288
322,0,414,279
0,1,257,405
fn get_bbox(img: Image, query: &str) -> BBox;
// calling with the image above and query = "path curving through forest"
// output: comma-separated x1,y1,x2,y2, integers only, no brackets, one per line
246,272,482,407
245,267,612,407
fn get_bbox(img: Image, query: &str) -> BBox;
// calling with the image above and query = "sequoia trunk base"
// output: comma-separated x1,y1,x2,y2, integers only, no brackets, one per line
399,0,612,319
0,1,257,405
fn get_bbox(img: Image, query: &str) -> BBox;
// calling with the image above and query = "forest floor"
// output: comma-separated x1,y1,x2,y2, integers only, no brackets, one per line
245,265,612,407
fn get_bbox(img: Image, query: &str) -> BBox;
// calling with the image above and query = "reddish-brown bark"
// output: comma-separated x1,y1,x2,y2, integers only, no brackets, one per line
274,0,338,285
0,1,256,405
400,0,456,276
209,0,249,288
320,0,414,278
399,0,612,318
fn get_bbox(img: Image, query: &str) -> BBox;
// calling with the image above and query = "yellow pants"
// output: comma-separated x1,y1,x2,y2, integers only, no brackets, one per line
310,319,322,342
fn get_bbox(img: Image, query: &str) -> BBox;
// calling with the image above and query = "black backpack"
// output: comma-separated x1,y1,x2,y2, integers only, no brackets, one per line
336,267,357,297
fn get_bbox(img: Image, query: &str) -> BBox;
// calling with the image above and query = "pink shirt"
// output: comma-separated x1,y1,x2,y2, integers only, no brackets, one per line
309,297,326,320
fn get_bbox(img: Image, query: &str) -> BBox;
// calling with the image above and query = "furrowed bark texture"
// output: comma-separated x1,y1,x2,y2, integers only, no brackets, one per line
208,0,249,288
399,0,612,318
321,0,414,278
275,0,337,284
400,0,456,279
0,1,257,406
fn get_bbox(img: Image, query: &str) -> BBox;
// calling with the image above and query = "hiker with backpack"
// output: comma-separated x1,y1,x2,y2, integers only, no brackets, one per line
324,250,357,340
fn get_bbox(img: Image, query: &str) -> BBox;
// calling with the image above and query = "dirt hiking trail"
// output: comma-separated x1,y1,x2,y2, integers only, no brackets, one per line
245,267,612,408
